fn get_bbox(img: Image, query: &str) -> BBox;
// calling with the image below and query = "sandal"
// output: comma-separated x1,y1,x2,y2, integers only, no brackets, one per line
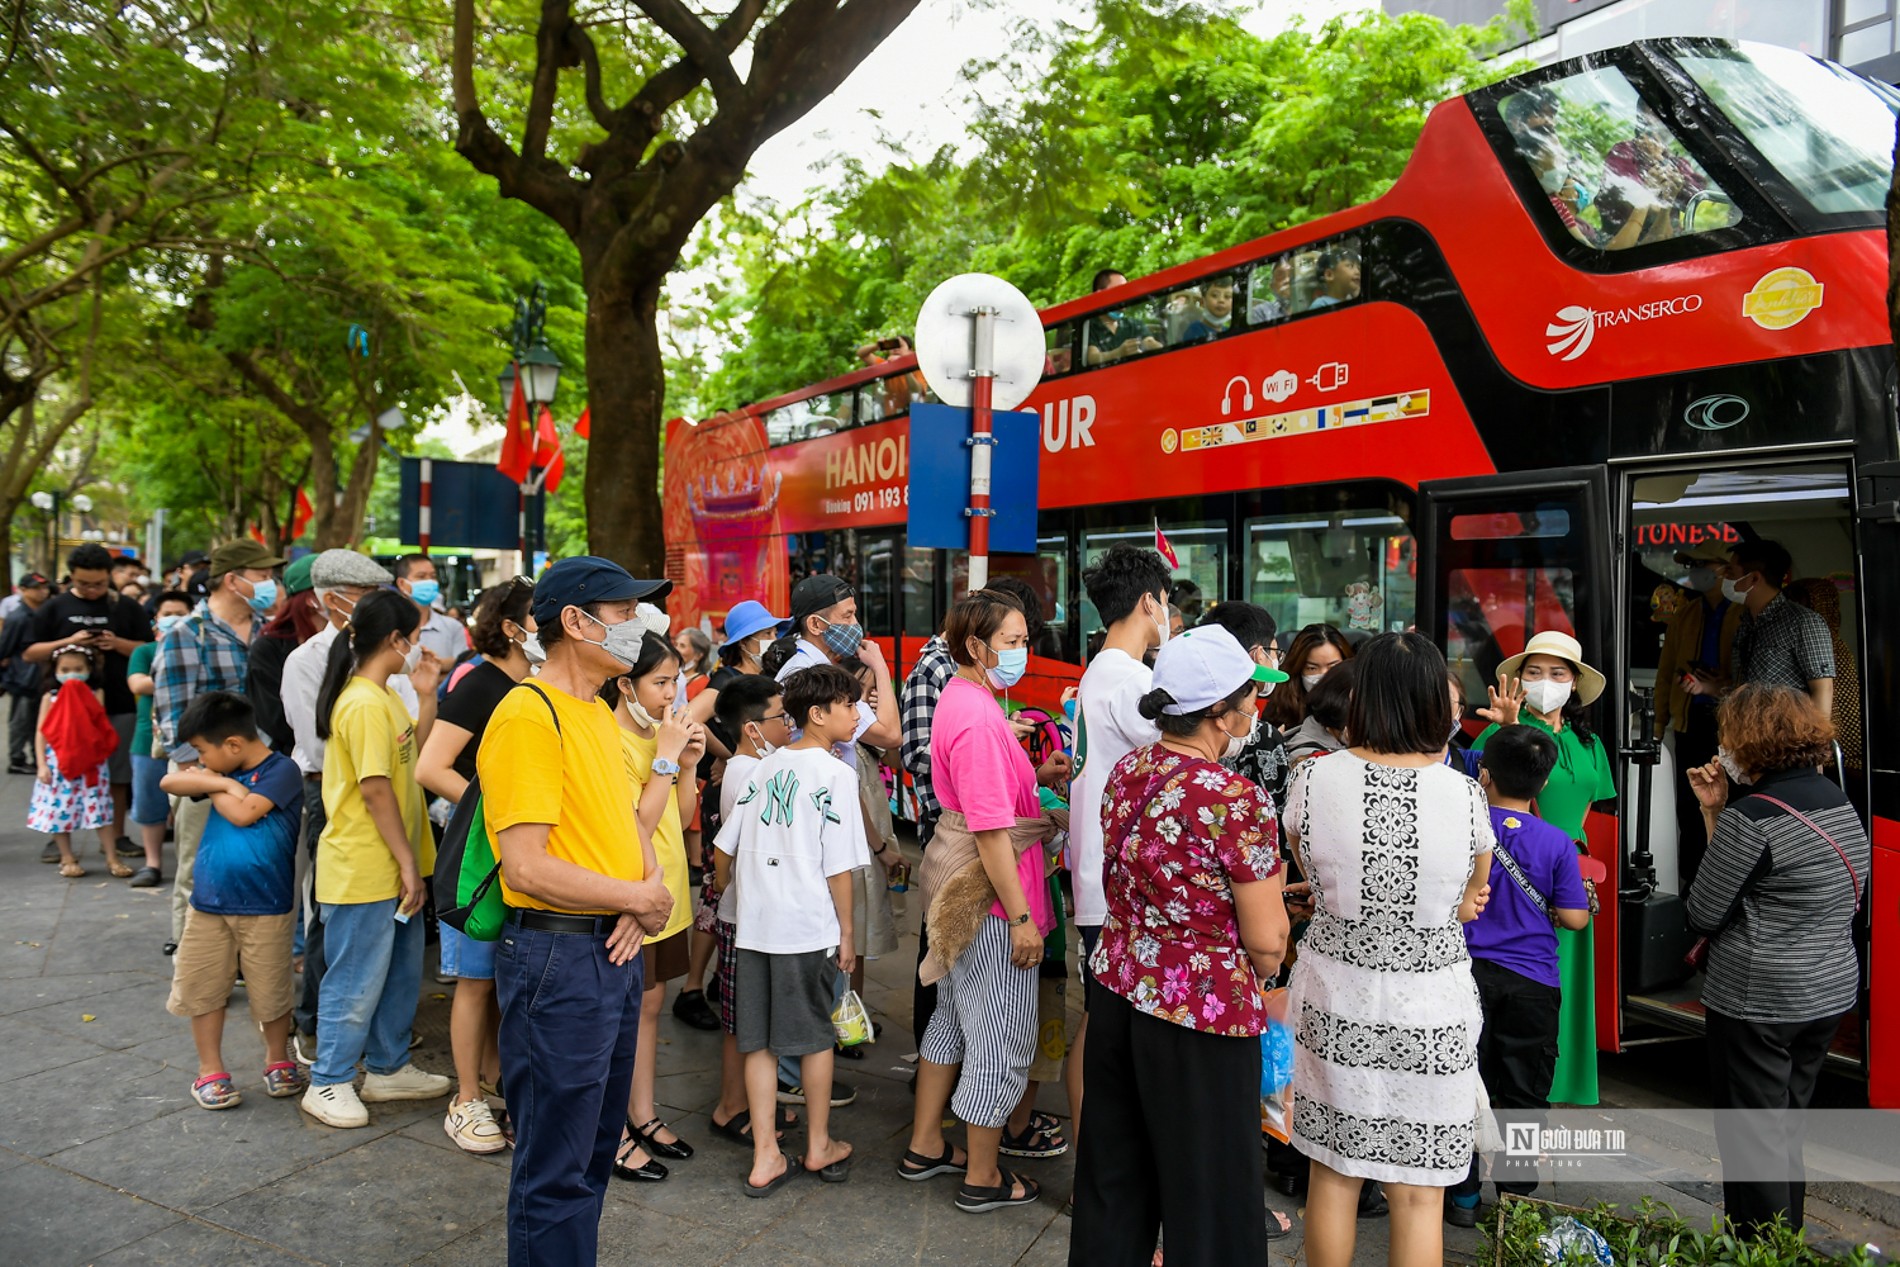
107,858,134,879
999,1120,1068,1158
803,1141,853,1183
898,1142,967,1181
709,1106,794,1145
956,1168,1039,1213
743,1150,800,1198
1266,1209,1295,1241
57,861,85,878
191,1072,241,1110
263,1061,307,1098
631,1115,693,1160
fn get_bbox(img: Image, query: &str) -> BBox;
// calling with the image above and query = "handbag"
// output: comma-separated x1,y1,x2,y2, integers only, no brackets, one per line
1684,792,1861,971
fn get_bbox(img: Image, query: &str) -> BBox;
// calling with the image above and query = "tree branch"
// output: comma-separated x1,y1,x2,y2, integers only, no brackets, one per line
631,0,744,109
624,0,768,124
451,0,584,235
521,0,570,162
567,22,613,132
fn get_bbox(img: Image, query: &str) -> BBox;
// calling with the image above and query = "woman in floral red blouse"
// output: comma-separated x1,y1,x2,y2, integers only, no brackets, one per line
1070,624,1293,1266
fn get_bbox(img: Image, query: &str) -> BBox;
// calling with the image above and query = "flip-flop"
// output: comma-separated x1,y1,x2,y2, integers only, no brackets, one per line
191,1072,241,1110
743,1151,800,1198
804,1144,852,1183
711,1106,795,1144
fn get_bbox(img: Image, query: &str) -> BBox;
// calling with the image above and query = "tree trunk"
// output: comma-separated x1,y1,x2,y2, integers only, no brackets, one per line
0,515,13,590
582,270,666,572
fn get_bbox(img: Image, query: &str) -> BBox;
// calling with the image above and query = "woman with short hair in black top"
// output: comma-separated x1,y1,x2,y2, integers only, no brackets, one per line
415,576,537,1154
1686,683,1868,1239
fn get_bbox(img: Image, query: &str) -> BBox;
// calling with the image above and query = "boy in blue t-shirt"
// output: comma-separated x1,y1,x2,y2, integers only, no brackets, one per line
160,691,306,1111
1448,724,1592,1222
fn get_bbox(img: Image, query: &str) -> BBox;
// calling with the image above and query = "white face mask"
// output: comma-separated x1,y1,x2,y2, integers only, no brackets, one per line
581,610,646,666
1221,706,1257,761
520,632,547,665
1521,678,1572,715
745,720,777,758
1686,566,1718,594
398,636,423,676
623,683,662,732
1300,672,1324,691
1717,746,1754,786
1720,575,1753,605
1151,595,1171,650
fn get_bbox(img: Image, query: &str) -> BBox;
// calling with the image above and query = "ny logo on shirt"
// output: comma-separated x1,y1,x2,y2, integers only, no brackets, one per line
809,787,842,825
758,769,800,825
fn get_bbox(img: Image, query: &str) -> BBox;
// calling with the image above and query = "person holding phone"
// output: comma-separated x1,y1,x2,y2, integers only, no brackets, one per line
1654,540,1742,898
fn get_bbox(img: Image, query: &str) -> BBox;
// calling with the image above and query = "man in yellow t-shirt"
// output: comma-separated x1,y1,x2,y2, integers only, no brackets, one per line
477,557,673,1267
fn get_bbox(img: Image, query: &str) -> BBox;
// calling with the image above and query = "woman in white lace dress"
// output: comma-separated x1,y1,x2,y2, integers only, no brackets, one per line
1282,632,1495,1267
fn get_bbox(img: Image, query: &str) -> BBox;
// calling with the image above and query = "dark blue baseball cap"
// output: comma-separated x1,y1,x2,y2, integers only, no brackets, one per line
531,556,671,626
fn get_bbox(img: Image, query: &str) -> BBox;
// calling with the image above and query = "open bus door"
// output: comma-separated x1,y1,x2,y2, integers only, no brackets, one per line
1415,467,1624,1053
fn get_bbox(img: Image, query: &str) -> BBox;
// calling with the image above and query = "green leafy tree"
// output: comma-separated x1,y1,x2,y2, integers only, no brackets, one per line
449,0,926,572
692,0,1532,412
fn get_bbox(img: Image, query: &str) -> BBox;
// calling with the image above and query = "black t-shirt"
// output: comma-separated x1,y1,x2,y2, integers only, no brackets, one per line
31,592,151,713
700,665,744,780
438,660,518,783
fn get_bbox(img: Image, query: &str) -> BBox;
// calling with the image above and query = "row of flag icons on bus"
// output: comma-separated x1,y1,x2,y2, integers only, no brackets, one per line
1161,389,1432,454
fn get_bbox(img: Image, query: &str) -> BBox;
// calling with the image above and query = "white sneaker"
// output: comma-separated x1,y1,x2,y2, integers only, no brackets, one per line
291,1032,315,1066
301,1082,369,1128
444,1098,507,1154
361,1063,452,1102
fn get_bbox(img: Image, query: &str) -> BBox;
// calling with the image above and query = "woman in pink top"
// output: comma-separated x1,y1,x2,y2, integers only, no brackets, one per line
901,589,1053,1214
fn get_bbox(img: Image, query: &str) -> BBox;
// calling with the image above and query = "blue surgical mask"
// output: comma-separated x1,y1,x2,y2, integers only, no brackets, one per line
987,645,1028,689
408,579,440,609
156,614,185,636
56,671,89,685
241,577,277,614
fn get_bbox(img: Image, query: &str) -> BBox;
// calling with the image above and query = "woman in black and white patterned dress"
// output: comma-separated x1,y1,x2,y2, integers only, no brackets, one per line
1282,633,1495,1267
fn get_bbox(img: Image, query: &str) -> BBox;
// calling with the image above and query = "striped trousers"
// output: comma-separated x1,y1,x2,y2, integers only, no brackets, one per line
920,914,1038,1129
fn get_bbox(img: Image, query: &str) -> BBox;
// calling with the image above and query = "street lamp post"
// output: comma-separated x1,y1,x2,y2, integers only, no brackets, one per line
498,282,563,564
29,490,92,573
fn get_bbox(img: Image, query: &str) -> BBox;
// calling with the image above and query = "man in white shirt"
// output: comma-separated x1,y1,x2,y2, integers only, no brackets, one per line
774,574,900,756
1066,543,1174,1146
395,553,470,666
283,549,403,1059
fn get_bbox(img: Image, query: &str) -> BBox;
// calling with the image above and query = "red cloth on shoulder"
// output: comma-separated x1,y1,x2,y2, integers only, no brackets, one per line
42,683,117,786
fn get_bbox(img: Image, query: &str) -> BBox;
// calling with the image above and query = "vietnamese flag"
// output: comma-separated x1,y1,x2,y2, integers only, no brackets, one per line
290,487,315,540
1154,517,1179,570
496,367,533,483
533,406,565,494
573,405,590,439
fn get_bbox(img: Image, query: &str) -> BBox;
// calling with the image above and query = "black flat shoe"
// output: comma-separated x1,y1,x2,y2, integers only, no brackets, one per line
632,1116,693,1160
115,836,143,858
671,989,720,1032
1359,1183,1388,1218
612,1137,668,1182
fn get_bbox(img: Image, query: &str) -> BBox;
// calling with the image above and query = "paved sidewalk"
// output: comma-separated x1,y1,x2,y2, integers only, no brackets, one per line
0,764,1894,1264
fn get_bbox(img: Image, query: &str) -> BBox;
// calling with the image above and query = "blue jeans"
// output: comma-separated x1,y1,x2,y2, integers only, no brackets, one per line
312,898,424,1086
497,920,643,1267
129,754,168,826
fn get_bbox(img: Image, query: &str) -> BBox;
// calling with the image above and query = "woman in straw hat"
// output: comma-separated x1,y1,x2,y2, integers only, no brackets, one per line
1473,630,1614,1106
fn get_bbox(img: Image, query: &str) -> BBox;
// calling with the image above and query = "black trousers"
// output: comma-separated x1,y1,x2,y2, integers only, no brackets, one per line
1672,706,1719,901
7,689,34,766
1453,958,1563,1199
911,806,940,1045
1070,989,1266,1267
294,775,329,1037
1706,1007,1842,1236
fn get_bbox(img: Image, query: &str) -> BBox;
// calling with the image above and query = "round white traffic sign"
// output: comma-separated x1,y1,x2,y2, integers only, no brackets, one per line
913,273,1045,412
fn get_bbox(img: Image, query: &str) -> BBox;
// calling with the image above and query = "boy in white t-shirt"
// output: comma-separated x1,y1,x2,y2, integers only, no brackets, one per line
715,662,870,1196
1066,544,1174,1144
704,674,796,1150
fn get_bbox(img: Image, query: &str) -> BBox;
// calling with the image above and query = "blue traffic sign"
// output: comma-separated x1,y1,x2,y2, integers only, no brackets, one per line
906,402,1040,553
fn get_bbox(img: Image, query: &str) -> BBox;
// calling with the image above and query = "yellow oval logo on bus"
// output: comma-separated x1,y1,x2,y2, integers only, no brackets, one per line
1742,267,1824,330
1160,428,1179,454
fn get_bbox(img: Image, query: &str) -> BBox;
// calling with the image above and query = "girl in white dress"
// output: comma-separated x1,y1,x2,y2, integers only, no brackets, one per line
1282,632,1494,1267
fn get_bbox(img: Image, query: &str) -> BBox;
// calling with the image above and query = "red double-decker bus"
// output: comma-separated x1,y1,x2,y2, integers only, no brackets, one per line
663,39,1900,1104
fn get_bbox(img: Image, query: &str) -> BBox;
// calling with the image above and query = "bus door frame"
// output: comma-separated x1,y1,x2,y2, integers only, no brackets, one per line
1415,466,1621,1052
1856,458,1898,1104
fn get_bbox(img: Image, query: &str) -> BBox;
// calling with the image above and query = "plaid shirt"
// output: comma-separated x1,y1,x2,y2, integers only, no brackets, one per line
899,635,958,819
154,601,255,761
1734,592,1834,693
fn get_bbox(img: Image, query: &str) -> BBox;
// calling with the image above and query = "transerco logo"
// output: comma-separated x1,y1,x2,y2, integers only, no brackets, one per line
1544,294,1704,361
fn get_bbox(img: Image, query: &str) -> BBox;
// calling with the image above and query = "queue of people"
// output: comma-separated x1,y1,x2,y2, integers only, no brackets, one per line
2,530,1866,1266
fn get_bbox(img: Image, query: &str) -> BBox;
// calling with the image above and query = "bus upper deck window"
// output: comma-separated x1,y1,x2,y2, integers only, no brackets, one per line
1674,42,1899,218
1084,298,1163,367
1499,71,1739,251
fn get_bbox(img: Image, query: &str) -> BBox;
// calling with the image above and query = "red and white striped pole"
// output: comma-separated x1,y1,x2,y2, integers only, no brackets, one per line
965,305,996,595
417,459,433,553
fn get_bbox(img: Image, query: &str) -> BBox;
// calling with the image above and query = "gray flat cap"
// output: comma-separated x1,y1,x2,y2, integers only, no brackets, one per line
310,549,394,589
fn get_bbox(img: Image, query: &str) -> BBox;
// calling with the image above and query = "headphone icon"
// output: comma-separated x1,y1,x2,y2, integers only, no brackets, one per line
1221,375,1254,416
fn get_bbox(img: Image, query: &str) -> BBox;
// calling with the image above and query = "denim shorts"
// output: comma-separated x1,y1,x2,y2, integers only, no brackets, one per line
438,922,497,981
130,753,169,827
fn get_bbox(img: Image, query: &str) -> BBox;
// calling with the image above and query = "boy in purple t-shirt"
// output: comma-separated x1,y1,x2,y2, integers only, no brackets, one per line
1448,724,1592,1222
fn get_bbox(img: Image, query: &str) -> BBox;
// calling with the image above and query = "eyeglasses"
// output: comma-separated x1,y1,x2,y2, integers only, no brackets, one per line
756,712,790,725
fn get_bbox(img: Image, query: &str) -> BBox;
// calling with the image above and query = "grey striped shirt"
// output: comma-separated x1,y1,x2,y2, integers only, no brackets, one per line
1686,768,1865,1023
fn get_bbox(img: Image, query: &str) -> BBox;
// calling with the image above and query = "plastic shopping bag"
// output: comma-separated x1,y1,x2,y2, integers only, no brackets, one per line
1259,986,1294,1143
832,987,875,1048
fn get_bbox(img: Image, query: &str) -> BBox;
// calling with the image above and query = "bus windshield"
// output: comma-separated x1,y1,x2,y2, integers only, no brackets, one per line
1671,41,1899,218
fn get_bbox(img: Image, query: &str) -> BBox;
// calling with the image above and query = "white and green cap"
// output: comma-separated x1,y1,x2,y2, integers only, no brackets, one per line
1151,624,1286,714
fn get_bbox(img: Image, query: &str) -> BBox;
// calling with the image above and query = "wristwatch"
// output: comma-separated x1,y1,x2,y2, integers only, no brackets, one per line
1007,912,1032,927
653,756,682,778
